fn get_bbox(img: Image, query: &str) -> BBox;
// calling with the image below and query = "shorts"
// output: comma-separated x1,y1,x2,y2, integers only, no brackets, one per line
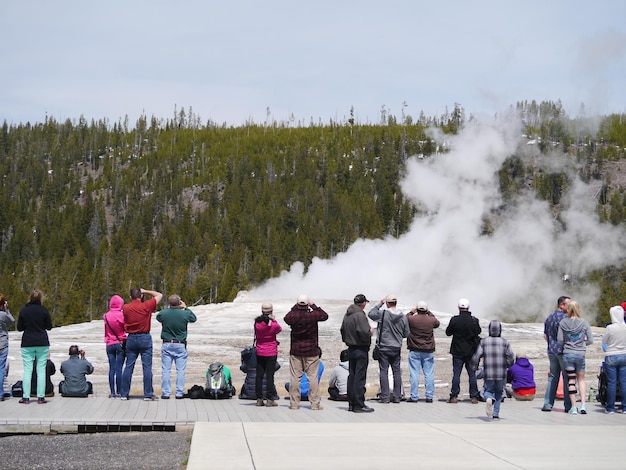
563,353,586,372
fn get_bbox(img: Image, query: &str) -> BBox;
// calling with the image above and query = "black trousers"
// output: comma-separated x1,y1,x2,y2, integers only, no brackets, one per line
255,355,277,399
347,346,369,409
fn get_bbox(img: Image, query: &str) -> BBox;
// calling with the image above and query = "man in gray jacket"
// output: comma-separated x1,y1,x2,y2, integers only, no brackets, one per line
59,345,94,397
368,294,409,403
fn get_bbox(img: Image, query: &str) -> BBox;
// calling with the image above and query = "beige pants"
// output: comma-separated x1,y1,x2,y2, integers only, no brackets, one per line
289,355,321,408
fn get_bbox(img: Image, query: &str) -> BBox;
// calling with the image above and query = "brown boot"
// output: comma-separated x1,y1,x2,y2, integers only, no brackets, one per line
256,398,265,406
447,396,458,404
266,399,278,407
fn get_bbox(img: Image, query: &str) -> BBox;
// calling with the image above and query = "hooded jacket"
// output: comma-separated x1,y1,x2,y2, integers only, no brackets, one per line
0,309,15,351
368,304,409,351
603,306,626,357
557,316,593,355
506,357,536,391
341,304,372,348
103,295,127,346
471,320,514,381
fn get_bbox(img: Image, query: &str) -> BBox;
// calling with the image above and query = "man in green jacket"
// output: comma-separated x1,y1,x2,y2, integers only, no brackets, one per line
157,295,197,399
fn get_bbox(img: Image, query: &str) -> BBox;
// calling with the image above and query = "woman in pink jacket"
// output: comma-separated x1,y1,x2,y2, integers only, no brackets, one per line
103,295,127,398
254,303,282,407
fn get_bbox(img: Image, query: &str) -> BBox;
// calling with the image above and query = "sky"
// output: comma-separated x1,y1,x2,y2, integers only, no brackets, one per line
1,1,626,127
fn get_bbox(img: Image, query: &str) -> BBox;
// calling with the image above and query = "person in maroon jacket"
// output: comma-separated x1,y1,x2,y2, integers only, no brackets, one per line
283,295,328,411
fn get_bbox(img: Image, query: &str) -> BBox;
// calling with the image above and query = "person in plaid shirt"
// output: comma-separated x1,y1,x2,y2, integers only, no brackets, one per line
471,320,514,419
284,295,328,411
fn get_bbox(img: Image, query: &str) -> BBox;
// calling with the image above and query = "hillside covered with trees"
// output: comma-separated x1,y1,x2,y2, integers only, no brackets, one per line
1,100,625,326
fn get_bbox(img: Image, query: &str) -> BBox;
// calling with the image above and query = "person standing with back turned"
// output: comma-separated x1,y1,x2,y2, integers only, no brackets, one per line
341,294,375,413
446,298,481,404
121,287,163,401
541,296,572,412
157,294,196,400
284,295,328,411
17,289,52,404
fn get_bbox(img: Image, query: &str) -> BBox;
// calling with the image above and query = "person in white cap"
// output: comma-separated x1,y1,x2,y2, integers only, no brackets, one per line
368,294,409,404
445,298,482,404
254,302,282,407
284,295,328,410
406,300,440,403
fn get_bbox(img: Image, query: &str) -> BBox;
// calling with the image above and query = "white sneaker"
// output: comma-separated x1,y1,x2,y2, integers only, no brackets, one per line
486,398,493,418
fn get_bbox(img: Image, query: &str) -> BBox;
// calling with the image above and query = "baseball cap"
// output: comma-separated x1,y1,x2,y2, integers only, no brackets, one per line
458,298,470,309
297,294,309,306
353,294,369,304
386,294,398,303
261,302,273,313
416,300,428,311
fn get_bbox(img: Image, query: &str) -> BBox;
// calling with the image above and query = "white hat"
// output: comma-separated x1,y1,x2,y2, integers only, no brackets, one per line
416,300,428,311
458,298,470,309
261,302,273,313
386,294,398,303
297,294,308,306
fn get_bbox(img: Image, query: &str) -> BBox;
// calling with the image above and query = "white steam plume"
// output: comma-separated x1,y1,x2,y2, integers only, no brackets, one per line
244,116,626,321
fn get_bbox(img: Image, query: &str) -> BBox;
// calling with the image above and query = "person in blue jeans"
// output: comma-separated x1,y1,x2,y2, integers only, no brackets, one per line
406,300,440,402
471,320,515,419
120,288,163,400
157,295,196,399
541,296,572,412
0,294,15,401
602,305,626,413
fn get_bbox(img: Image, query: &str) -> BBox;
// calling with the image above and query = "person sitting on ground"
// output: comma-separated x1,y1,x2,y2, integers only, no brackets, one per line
59,345,94,397
205,361,236,399
506,351,536,401
32,355,56,397
285,358,324,401
328,349,349,401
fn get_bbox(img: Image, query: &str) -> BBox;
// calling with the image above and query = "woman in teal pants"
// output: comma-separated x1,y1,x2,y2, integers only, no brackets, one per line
17,289,53,404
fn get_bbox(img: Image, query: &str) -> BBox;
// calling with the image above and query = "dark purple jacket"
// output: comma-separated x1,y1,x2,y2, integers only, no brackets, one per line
506,358,536,390
284,303,328,357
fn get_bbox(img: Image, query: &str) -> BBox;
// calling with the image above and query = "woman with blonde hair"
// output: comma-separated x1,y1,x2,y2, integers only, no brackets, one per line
557,300,593,414
17,289,53,404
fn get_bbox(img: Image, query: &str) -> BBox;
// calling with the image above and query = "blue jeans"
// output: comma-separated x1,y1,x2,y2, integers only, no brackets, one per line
378,348,402,401
161,342,188,398
408,351,435,400
484,379,505,417
450,355,479,398
543,354,572,411
121,333,153,398
106,343,125,396
605,354,626,412
0,347,7,397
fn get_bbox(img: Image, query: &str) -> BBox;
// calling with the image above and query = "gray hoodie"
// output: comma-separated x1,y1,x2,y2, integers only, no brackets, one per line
0,309,15,351
603,306,626,357
557,316,593,355
368,304,409,351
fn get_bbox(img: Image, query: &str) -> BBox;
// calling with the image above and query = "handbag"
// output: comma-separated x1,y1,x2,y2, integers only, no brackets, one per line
373,311,386,361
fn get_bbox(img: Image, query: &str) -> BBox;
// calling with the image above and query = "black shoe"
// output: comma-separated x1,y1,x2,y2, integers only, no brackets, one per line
425,398,433,403
406,398,418,403
37,398,48,404
541,406,552,412
353,406,375,413
161,395,170,399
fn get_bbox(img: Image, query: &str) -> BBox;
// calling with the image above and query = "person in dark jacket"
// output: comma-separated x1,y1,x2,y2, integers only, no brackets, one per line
59,345,94,397
17,289,53,404
506,351,536,400
471,320,515,419
31,356,56,397
283,295,328,411
445,298,482,404
406,300,440,403
340,294,374,413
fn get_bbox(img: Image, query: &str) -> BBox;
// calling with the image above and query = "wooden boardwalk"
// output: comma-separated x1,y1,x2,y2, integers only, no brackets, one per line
1,394,623,435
